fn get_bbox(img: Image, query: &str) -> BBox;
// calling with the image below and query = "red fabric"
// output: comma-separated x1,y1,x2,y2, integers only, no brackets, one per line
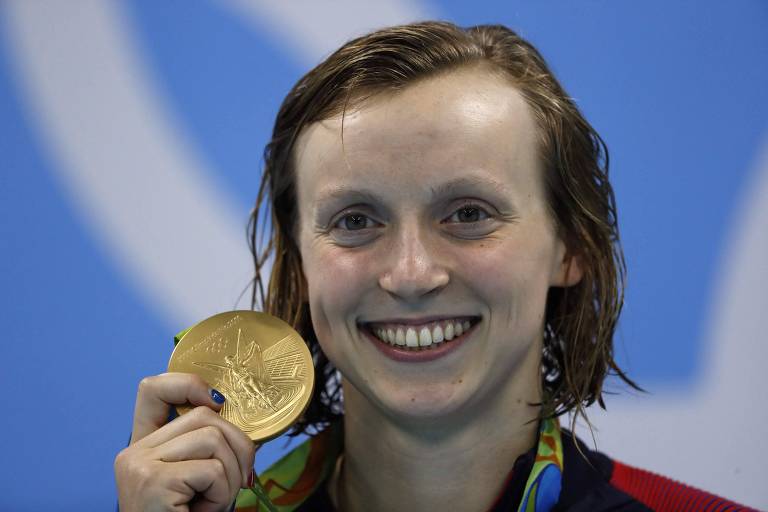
610,460,757,511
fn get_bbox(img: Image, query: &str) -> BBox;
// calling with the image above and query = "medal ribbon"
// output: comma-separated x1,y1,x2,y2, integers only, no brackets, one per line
173,323,561,510
232,417,563,511
247,477,279,512
515,417,564,512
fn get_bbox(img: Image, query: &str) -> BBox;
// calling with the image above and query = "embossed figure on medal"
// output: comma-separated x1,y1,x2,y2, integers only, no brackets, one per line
168,311,314,441
194,328,308,432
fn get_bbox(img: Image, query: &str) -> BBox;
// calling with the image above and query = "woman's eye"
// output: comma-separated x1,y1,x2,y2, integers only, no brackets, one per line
446,205,491,223
334,213,375,231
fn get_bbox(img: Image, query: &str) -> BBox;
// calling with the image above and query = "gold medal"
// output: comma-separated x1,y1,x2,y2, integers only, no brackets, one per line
168,311,314,442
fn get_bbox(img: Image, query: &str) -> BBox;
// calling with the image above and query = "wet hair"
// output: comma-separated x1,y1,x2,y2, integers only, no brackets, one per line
248,21,639,436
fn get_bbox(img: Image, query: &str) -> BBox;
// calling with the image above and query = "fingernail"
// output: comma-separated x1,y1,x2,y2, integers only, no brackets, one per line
210,388,225,404
247,468,255,488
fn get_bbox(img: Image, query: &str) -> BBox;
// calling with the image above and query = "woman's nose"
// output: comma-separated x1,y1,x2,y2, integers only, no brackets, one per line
378,228,449,301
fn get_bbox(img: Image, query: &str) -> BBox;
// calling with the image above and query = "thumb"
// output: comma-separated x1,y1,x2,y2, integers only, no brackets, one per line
130,372,225,443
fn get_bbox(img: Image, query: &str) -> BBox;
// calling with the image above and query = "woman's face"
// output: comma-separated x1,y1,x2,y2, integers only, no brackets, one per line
295,67,579,422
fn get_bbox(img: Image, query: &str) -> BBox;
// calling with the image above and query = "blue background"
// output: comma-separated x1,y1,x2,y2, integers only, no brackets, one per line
1,1,766,509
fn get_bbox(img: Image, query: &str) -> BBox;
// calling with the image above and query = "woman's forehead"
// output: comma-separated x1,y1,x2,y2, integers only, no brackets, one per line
293,68,541,198
299,70,534,153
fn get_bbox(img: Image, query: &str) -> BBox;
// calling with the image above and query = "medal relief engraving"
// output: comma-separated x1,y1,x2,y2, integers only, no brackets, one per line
193,326,308,433
177,315,241,362
168,311,314,441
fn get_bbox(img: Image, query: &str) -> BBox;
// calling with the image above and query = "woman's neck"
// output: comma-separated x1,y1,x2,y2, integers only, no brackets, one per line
333,348,543,512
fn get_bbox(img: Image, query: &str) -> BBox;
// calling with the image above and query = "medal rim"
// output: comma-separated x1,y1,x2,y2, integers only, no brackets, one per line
167,310,315,443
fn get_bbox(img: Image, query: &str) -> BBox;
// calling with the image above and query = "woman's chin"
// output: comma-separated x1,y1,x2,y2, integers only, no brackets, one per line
368,380,475,423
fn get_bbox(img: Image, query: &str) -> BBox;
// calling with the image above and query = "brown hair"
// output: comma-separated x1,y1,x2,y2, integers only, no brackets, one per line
248,21,639,435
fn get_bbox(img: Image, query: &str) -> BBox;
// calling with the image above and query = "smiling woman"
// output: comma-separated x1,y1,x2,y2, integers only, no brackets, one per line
292,67,582,434
251,23,629,441
115,21,754,512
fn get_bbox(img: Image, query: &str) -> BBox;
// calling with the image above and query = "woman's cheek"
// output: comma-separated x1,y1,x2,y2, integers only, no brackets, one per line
453,238,552,319
314,247,374,302
452,239,518,292
306,247,375,344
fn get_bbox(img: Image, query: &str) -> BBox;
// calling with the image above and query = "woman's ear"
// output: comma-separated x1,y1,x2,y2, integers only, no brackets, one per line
551,241,584,287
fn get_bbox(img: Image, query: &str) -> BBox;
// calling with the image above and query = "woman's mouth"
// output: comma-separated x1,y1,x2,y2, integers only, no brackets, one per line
358,316,481,361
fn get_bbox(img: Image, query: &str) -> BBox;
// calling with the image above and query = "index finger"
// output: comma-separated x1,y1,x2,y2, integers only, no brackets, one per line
130,372,223,443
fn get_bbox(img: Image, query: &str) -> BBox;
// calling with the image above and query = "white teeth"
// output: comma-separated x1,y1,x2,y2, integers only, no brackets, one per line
369,319,475,348
395,328,406,345
432,325,444,344
418,327,432,347
405,328,419,347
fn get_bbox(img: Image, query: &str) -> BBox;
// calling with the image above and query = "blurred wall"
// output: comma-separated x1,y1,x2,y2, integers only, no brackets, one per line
1,1,766,509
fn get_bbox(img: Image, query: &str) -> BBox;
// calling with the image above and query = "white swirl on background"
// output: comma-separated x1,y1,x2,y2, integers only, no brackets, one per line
4,0,764,507
2,0,428,327
578,136,768,508
218,0,433,66
4,0,251,327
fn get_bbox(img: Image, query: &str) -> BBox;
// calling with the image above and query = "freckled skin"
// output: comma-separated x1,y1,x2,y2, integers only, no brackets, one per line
295,67,580,424
293,67,584,512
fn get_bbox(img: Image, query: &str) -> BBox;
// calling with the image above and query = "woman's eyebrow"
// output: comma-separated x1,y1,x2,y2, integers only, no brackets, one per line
428,175,510,197
313,187,384,223
314,175,511,216
315,187,383,209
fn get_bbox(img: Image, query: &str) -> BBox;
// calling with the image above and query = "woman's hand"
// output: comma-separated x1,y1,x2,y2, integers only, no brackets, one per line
115,373,257,512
